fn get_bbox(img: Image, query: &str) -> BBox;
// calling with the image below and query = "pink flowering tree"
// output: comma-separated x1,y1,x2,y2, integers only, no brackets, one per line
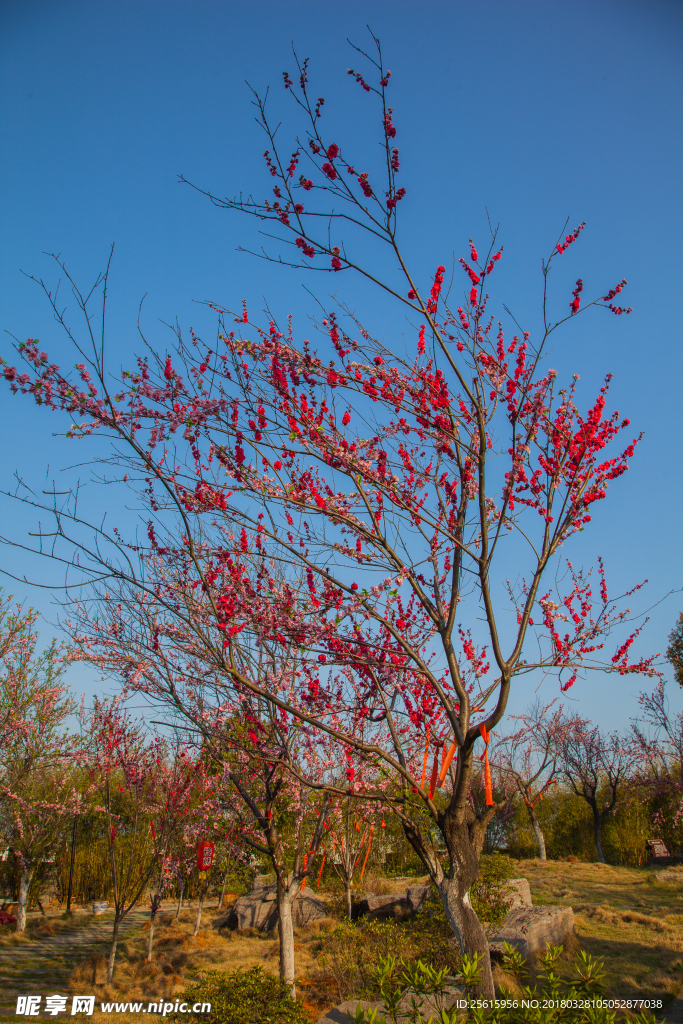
68,585,330,996
0,601,84,931
560,716,637,863
631,681,683,853
0,38,659,994
0,594,49,749
494,701,570,860
82,699,201,983
318,765,388,919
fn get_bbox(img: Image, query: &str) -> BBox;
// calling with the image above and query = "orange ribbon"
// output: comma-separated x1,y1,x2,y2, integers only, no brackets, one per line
317,850,326,887
438,742,458,785
479,724,493,806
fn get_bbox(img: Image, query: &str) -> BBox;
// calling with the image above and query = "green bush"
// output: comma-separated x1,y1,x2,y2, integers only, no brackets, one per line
470,853,516,925
168,967,310,1024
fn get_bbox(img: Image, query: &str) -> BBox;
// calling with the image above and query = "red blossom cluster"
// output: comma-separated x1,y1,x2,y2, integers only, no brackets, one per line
556,221,586,254
570,278,583,315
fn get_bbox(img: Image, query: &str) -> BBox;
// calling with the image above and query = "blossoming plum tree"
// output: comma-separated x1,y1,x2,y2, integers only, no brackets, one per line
0,37,657,993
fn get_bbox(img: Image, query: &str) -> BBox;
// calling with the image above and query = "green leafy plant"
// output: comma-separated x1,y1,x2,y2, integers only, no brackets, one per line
470,853,516,925
168,967,310,1024
349,946,657,1024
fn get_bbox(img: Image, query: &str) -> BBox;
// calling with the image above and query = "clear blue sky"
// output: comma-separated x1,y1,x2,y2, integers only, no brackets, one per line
1,0,681,731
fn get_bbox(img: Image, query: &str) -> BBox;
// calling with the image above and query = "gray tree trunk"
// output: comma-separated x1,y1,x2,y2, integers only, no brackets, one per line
529,807,547,861
192,892,205,937
437,876,494,998
277,885,297,998
344,879,352,921
147,913,156,962
15,865,33,933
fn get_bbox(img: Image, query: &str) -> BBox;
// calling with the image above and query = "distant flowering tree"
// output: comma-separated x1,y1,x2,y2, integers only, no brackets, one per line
83,700,201,983
631,681,683,852
68,582,329,996
0,598,84,931
494,701,569,861
0,36,657,995
319,779,387,919
560,717,636,863
0,594,49,749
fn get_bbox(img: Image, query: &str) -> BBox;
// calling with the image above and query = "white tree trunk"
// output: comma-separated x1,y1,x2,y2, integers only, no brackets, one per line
277,887,297,998
106,914,121,984
15,865,34,933
344,879,353,920
192,892,204,937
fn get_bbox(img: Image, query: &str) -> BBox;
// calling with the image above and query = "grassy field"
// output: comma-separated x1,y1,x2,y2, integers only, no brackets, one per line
1,861,682,1021
515,858,683,1007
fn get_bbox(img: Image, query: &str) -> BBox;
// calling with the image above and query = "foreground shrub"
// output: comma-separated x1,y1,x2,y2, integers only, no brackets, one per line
168,967,310,1024
349,945,658,1024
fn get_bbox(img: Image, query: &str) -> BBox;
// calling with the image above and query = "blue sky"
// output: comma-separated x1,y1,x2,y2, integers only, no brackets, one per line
1,0,682,731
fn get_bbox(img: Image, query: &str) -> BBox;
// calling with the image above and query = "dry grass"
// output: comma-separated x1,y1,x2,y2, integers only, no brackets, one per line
66,905,339,1024
0,911,94,947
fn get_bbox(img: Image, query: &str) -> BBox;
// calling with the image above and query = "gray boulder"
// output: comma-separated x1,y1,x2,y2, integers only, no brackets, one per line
406,884,430,913
653,870,683,883
225,884,328,931
504,877,533,909
354,892,410,921
316,1000,382,1024
316,981,464,1024
489,905,575,959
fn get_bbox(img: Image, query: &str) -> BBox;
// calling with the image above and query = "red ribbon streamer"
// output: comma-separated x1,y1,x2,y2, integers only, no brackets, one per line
421,726,431,789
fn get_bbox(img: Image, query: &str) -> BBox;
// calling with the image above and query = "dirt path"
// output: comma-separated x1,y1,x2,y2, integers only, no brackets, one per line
0,911,148,1017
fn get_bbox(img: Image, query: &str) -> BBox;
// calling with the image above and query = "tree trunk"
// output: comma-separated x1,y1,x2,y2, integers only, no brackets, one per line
15,865,34,933
436,809,495,1000
344,879,352,921
147,912,157,962
277,886,297,998
192,892,204,937
106,913,121,984
437,876,494,998
528,807,547,861
175,881,184,919
593,809,606,863
218,872,228,910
